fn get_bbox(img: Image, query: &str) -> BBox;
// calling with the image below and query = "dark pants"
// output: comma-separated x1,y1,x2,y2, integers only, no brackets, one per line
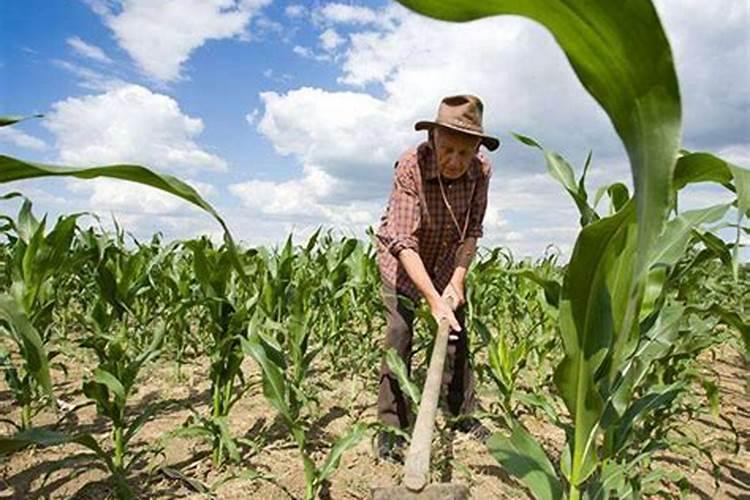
377,286,476,429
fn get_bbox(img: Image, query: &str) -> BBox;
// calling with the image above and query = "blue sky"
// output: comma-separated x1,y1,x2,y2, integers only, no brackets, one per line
1,0,748,258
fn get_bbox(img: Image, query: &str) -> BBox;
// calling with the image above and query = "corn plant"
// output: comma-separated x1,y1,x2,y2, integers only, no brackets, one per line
0,236,167,499
78,233,168,494
0,295,53,432
466,248,559,418
0,320,165,499
485,137,748,498
169,237,257,467
151,240,202,380
79,323,165,498
0,194,81,429
245,235,366,500
297,230,383,377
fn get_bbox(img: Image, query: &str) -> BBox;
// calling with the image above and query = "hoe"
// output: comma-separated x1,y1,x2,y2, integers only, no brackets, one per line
372,289,469,500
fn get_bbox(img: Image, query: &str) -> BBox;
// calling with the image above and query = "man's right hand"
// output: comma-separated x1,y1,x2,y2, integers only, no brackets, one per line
396,248,461,333
428,293,461,333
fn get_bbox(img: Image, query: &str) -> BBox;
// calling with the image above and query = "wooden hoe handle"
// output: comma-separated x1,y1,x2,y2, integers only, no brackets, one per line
402,287,459,492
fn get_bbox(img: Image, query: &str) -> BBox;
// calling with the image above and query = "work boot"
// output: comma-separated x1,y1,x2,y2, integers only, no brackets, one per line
376,431,406,464
449,417,492,443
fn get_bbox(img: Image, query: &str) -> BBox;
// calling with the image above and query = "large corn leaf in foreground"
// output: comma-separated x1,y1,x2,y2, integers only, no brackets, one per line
395,0,681,288
0,156,227,235
393,2,680,497
555,201,636,489
0,155,245,278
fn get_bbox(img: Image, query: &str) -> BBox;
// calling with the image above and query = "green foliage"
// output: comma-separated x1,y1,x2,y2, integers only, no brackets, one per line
490,137,747,498
0,195,81,429
244,232,369,500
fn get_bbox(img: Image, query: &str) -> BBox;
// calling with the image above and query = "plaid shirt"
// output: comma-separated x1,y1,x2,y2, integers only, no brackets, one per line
376,141,492,302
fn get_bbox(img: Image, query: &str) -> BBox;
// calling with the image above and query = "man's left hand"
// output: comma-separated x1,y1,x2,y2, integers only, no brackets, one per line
446,279,465,307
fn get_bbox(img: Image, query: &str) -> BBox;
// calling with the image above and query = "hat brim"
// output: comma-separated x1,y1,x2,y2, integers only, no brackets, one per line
415,120,500,151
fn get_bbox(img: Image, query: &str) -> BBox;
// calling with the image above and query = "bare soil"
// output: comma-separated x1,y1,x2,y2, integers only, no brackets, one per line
0,344,747,500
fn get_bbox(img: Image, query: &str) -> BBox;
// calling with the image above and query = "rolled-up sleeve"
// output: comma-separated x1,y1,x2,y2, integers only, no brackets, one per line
382,162,421,257
466,159,492,239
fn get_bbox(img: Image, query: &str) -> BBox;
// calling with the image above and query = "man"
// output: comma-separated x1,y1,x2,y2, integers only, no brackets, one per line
375,94,499,462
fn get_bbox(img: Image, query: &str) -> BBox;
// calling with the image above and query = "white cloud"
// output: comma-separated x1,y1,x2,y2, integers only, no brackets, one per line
245,1,748,257
245,108,260,125
68,178,187,215
91,0,271,82
315,3,381,26
66,36,113,64
230,167,336,216
257,87,407,192
292,45,331,62
229,166,382,234
0,127,47,151
34,83,227,242
43,84,227,174
262,68,292,83
67,176,216,214
52,59,126,91
285,4,306,18
320,28,344,52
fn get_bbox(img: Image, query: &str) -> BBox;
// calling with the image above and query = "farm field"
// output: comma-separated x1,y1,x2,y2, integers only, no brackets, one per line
2,0,750,499
0,208,748,499
1,330,748,499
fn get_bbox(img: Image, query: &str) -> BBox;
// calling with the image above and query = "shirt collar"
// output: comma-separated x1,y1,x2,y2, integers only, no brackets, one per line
418,141,481,182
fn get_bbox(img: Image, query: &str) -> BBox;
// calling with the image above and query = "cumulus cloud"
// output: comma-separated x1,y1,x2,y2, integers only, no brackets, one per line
242,1,748,257
245,5,615,256
292,45,331,61
89,0,271,82
285,4,306,19
229,166,381,234
0,127,47,151
52,59,126,91
66,176,216,216
43,84,227,173
315,3,382,26
66,36,113,64
319,28,344,52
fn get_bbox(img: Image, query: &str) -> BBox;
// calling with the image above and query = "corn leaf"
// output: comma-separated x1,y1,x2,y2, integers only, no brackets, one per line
0,294,52,398
0,155,246,280
487,422,563,500
317,423,367,484
613,385,682,452
0,115,43,127
673,153,734,191
513,134,598,226
241,334,291,424
396,0,681,290
93,368,127,405
385,347,421,406
555,201,636,487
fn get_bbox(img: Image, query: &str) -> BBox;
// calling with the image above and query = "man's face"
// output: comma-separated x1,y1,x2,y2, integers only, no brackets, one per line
433,127,481,180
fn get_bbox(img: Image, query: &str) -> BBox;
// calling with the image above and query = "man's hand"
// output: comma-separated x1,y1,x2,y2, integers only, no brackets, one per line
447,278,466,307
427,291,461,333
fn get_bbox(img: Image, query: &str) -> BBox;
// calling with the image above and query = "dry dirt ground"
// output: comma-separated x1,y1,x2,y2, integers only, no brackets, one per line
0,344,747,500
